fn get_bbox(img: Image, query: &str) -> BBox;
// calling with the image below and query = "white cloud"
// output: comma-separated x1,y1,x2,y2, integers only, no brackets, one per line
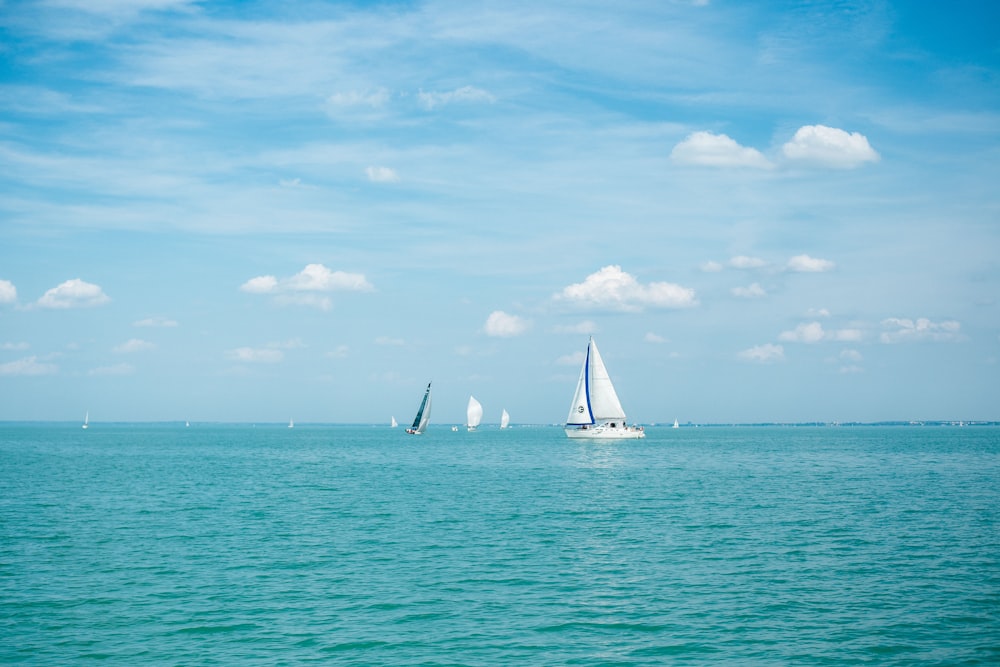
557,350,586,366
327,88,391,109
241,264,373,309
729,256,767,269
2,342,30,351
779,322,863,343
366,166,399,183
88,363,135,376
0,356,58,376
880,318,963,343
226,347,284,363
553,321,596,335
782,125,880,169
418,85,496,110
326,345,349,359
484,310,530,337
134,316,178,327
644,332,667,343
840,349,863,362
807,308,831,318
114,338,156,353
36,278,110,309
375,335,405,346
732,282,766,298
556,265,697,312
787,254,835,272
670,131,773,169
0,279,16,304
268,338,305,350
738,343,785,363
700,261,724,273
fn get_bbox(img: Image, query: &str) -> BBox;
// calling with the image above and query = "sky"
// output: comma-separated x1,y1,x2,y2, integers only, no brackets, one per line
1,0,998,424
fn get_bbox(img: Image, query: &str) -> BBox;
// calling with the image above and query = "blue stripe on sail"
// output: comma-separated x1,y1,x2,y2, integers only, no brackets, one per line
584,340,594,424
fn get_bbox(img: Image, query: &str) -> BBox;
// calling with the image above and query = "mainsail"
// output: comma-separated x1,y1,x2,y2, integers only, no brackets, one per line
407,382,432,434
500,409,510,429
566,337,627,426
466,396,483,430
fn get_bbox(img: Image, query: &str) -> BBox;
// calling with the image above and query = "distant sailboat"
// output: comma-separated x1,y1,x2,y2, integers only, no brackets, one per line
82,411,89,430
391,416,398,428
405,382,432,435
564,337,645,439
500,409,510,429
288,418,294,429
186,420,190,427
673,419,679,429
466,395,483,431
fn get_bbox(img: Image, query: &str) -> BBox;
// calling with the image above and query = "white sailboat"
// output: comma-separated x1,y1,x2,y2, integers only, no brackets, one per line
288,418,294,429
391,416,398,428
500,409,510,429
564,337,645,439
673,418,679,429
82,411,89,430
466,395,483,431
405,382,432,434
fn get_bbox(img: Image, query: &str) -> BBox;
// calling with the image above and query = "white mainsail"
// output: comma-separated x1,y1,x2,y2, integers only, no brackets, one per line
82,411,89,430
467,395,483,430
391,416,398,428
565,337,644,439
500,409,510,429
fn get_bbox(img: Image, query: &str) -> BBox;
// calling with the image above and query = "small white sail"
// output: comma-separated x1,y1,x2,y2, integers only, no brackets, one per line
673,419,679,429
391,416,398,428
289,418,294,428
82,411,89,430
467,395,483,431
500,409,510,429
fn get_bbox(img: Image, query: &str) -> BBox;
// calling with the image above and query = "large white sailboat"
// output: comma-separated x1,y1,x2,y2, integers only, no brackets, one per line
500,409,510,429
466,395,483,431
405,382,432,435
565,337,645,439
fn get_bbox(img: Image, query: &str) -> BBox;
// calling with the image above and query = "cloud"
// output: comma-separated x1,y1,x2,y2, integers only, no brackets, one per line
556,265,697,312
36,279,110,309
375,336,405,346
88,363,135,376
880,318,963,343
226,347,284,363
553,321,596,334
700,261,724,273
670,131,773,169
730,256,767,269
241,264,373,310
840,349,863,362
326,345,350,359
418,86,496,110
782,125,880,168
0,280,16,304
738,343,785,363
114,338,156,353
644,332,667,343
327,88,391,109
732,282,766,298
484,310,530,337
557,351,586,366
134,316,178,327
2,342,30,351
0,356,58,376
366,166,399,183
787,254,835,272
779,322,863,343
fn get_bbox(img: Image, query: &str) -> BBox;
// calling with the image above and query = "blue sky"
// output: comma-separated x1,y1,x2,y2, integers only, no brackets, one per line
1,0,998,424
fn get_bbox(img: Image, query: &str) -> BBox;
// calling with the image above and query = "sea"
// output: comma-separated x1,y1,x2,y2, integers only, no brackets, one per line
1,423,997,665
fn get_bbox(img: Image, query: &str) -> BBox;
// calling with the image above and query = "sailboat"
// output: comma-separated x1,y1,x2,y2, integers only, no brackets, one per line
564,337,645,439
391,416,398,428
288,418,294,429
405,382,432,434
466,395,483,431
673,418,679,429
500,409,510,429
82,411,89,430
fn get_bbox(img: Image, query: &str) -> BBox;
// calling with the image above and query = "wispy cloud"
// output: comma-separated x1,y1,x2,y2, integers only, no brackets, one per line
375,336,405,346
226,347,284,363
553,321,597,335
555,265,697,312
483,310,530,337
880,318,962,343
366,166,399,183
730,256,768,270
36,279,110,309
114,338,156,353
787,254,835,272
0,356,58,376
2,342,30,351
88,363,135,376
732,282,766,298
782,125,880,169
644,332,668,343
418,86,496,110
134,316,178,327
670,131,772,169
738,343,784,363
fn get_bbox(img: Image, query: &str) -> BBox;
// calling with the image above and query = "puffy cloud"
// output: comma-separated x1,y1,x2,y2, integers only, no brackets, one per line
241,264,373,310
226,347,284,363
36,278,110,309
787,254,835,272
738,343,784,363
134,316,178,327
114,338,156,353
484,310,530,337
418,85,496,110
732,282,766,298
779,322,863,343
670,131,772,169
782,125,880,168
0,356,58,376
0,279,16,304
880,318,962,343
556,265,697,312
366,166,399,183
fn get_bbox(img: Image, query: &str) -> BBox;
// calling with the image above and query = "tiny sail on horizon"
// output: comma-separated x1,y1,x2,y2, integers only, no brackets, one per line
82,411,89,430
391,416,398,428
466,395,483,431
565,337,644,439
500,409,510,429
405,383,432,435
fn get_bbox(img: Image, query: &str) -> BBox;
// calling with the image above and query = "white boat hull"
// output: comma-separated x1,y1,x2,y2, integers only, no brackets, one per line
565,423,645,439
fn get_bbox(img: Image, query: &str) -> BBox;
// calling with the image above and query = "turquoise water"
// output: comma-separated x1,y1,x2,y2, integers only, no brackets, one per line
2,424,997,665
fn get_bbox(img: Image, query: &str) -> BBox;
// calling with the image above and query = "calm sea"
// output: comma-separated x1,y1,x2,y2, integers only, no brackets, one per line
1,423,997,665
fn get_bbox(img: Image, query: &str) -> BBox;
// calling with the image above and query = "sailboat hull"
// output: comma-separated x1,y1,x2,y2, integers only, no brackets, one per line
565,423,645,439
